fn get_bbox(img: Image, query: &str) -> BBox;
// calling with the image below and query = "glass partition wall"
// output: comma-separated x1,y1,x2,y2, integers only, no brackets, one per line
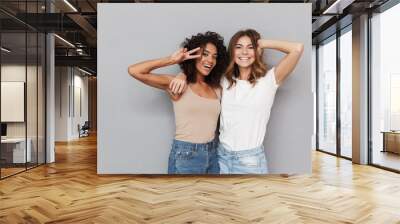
370,3,400,171
339,27,352,159
317,35,337,155
0,1,46,179
0,31,27,177
316,26,353,160
316,0,400,172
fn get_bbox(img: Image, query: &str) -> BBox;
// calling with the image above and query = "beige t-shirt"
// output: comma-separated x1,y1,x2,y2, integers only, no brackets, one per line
172,86,221,143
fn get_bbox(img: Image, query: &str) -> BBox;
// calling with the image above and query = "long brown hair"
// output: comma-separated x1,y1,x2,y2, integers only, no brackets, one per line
225,29,267,89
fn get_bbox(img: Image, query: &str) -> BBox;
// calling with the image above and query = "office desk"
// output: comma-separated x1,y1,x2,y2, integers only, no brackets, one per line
381,131,400,154
1,138,32,163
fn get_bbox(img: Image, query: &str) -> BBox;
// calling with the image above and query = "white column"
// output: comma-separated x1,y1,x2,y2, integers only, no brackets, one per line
352,14,369,164
45,0,55,163
46,32,55,163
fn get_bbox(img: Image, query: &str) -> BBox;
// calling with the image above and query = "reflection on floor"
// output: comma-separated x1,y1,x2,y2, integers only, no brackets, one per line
341,147,352,158
0,162,42,178
0,167,25,178
373,150,400,170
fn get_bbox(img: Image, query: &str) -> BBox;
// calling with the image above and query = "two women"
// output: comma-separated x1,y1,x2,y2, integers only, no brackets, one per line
171,29,304,174
128,32,228,174
129,29,303,174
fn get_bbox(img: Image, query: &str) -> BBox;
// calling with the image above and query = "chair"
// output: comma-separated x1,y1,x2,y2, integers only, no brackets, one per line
79,121,90,138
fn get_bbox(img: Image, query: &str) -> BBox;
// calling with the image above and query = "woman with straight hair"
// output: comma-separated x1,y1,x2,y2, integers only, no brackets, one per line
170,29,303,174
128,31,228,174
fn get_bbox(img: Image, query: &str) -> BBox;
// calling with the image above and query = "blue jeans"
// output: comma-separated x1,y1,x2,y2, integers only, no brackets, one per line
217,144,268,174
168,139,219,174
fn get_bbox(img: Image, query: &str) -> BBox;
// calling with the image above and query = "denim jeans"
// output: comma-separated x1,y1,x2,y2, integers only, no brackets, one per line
217,144,268,174
168,139,219,174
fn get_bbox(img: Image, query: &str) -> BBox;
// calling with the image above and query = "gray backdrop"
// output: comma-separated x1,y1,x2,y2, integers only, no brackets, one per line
98,3,312,174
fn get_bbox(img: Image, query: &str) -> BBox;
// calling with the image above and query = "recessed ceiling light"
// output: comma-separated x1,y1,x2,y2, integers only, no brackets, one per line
78,67,92,76
1,47,11,53
63,0,78,12
54,34,75,48
322,0,351,15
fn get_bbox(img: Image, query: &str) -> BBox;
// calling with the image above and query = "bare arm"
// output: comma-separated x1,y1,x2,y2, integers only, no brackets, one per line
127,47,200,90
257,39,304,85
128,56,176,90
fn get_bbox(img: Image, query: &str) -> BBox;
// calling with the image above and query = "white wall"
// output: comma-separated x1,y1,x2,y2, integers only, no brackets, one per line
72,72,89,138
55,67,89,141
1,65,37,138
55,66,69,141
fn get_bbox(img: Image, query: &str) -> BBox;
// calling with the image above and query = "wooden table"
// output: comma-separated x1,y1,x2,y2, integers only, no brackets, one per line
381,131,400,154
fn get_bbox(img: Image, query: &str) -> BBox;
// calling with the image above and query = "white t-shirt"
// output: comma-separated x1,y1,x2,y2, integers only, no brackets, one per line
219,67,279,151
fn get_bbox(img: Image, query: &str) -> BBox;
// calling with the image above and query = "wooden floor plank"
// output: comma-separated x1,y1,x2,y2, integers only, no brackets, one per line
1,135,400,223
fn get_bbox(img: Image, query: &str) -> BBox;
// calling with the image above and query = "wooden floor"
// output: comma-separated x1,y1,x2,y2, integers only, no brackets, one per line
1,167,26,178
1,135,400,223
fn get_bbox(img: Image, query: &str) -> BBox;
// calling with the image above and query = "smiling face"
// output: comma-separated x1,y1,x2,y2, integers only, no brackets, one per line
195,43,218,76
233,35,256,68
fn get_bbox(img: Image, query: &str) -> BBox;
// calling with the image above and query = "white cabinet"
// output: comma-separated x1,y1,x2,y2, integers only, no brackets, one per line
1,138,32,163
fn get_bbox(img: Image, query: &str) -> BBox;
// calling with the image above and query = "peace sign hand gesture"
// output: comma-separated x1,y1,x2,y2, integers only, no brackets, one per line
170,47,201,64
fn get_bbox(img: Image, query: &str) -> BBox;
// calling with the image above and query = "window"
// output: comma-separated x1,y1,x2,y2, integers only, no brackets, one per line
371,2,400,171
318,36,337,154
340,28,352,158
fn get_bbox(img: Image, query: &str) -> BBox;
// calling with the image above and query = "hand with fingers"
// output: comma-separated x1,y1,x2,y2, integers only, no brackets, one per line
169,72,187,95
170,47,201,64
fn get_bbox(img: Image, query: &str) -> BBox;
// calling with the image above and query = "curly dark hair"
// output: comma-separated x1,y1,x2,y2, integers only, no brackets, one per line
179,31,228,88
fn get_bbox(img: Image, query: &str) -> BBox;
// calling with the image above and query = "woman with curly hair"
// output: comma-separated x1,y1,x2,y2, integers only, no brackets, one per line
128,31,228,174
171,29,304,174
